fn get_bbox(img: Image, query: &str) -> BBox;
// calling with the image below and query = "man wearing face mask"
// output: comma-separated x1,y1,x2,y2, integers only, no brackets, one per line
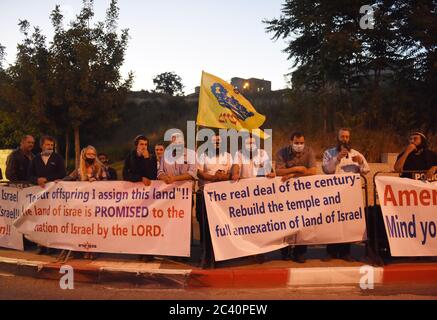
231,135,275,180
196,134,233,268
158,133,197,184
276,131,317,263
394,131,437,180
322,128,369,262
123,135,157,186
231,134,274,264
28,136,66,188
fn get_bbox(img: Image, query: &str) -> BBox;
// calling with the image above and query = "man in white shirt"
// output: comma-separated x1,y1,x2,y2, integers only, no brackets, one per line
322,128,370,175
230,135,275,264
158,133,196,184
196,134,233,268
231,136,275,180
322,128,369,261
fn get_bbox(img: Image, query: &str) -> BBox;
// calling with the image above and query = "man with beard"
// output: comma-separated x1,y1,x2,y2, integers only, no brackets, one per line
98,153,118,181
322,128,370,175
28,136,66,188
6,135,35,183
196,134,233,268
322,128,369,262
28,136,66,254
154,143,165,171
230,134,275,264
276,131,317,263
123,135,157,186
158,133,196,184
394,130,437,180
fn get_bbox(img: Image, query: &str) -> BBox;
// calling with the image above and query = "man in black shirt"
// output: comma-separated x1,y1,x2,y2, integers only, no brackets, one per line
123,135,157,186
6,135,35,183
28,136,66,187
394,131,437,180
98,153,118,181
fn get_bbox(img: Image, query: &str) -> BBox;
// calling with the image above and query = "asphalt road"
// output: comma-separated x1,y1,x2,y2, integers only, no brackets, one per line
1,272,436,300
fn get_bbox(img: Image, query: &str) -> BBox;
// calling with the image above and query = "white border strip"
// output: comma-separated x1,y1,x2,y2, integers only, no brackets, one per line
288,266,383,286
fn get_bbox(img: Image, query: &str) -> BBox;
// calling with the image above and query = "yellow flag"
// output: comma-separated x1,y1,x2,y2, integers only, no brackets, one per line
197,71,266,132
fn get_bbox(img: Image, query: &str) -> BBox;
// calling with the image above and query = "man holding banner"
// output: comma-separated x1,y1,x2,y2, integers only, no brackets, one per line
6,135,35,184
276,131,317,263
158,133,197,184
322,128,369,261
231,135,275,181
197,134,233,268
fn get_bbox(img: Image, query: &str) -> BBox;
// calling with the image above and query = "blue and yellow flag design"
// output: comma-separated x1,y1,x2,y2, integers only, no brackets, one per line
196,71,266,133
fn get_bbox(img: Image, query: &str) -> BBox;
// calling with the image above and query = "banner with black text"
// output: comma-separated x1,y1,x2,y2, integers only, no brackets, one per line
203,175,367,261
0,185,23,250
13,181,192,256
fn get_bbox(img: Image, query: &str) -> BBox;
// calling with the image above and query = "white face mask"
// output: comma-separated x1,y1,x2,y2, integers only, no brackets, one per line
292,144,305,153
41,149,53,157
245,143,258,152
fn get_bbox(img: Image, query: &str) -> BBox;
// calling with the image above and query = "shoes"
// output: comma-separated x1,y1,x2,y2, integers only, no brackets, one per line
280,247,291,261
200,258,212,269
141,255,154,262
83,252,97,260
200,259,208,269
322,254,336,262
340,254,355,262
254,254,265,264
36,246,47,255
293,254,306,264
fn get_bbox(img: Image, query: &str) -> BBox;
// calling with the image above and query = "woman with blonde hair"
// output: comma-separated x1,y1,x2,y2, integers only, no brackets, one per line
64,145,107,259
65,146,107,182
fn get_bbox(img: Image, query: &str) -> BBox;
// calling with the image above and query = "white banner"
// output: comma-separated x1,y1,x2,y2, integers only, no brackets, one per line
375,176,437,256
203,175,367,261
13,181,192,256
0,185,24,250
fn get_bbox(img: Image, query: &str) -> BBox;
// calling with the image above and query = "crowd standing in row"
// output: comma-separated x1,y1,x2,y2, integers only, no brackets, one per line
2,129,437,268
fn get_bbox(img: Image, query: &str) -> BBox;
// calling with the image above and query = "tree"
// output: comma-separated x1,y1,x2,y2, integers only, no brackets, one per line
0,0,133,167
48,0,133,167
153,72,184,96
0,21,52,147
264,0,437,135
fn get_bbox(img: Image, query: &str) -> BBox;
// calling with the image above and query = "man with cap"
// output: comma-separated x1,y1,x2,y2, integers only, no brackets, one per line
394,130,437,180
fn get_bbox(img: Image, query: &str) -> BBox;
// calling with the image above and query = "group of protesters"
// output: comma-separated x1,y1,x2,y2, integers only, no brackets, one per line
2,128,437,268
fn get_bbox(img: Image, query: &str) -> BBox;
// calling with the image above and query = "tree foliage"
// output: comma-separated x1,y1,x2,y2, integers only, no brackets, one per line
152,71,184,96
0,0,133,167
265,0,437,135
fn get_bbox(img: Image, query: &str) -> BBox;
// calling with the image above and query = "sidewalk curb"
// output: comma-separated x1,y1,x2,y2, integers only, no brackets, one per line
383,263,437,284
1,256,437,288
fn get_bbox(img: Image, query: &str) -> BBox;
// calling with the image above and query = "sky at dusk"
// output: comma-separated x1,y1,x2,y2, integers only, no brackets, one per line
0,0,293,93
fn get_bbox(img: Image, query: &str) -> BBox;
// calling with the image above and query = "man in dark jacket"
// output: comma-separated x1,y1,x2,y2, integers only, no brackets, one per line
123,135,157,186
98,153,118,181
6,135,35,183
394,130,437,180
28,136,66,188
